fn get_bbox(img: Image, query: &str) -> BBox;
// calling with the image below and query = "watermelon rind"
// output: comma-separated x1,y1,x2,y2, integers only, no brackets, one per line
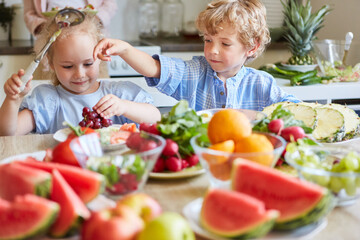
0,194,59,240
0,163,52,201
200,189,279,239
231,158,335,231
17,159,106,203
49,169,91,238
274,189,335,230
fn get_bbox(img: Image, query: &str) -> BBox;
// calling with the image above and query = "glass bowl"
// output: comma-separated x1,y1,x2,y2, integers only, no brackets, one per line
70,132,165,197
197,108,266,125
312,39,360,80
285,145,360,207
190,132,286,188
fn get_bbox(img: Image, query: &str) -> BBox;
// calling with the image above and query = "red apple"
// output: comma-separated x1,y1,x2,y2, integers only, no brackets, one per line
81,205,144,240
118,193,162,223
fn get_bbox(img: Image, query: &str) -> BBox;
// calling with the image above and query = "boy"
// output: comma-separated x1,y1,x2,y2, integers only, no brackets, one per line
93,0,300,111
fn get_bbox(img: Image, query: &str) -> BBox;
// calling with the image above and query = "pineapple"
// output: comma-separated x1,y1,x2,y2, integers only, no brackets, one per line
326,103,360,140
284,103,317,129
281,0,331,65
311,107,345,142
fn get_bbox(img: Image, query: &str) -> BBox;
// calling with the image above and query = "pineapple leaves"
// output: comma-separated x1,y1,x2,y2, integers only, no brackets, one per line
281,0,331,65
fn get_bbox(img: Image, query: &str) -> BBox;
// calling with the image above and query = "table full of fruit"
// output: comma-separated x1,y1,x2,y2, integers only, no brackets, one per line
1,99,360,240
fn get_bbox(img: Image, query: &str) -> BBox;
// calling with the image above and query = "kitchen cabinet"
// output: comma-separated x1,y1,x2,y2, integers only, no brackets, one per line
0,55,32,104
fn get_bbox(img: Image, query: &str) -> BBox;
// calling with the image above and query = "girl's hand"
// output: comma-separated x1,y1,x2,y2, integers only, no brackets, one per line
93,94,128,119
93,38,130,61
3,69,32,100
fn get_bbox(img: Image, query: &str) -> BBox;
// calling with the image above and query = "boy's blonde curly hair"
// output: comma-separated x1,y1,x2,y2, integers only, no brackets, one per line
196,0,271,62
34,13,103,85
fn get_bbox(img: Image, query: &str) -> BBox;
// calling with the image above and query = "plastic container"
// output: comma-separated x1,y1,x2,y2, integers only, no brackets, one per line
161,0,184,37
138,0,160,38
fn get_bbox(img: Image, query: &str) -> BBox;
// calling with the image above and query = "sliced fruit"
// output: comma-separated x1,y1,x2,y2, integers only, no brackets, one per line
0,194,59,240
119,123,138,132
231,159,334,230
284,103,318,129
110,130,132,144
49,169,91,238
261,102,293,117
327,103,360,140
200,188,278,239
312,107,345,142
0,163,52,201
16,158,105,203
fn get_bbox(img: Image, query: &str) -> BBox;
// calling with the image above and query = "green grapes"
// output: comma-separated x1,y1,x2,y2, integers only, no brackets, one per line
287,146,360,197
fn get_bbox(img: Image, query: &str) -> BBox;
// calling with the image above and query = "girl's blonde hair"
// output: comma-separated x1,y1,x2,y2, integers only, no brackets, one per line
196,0,271,61
34,13,103,85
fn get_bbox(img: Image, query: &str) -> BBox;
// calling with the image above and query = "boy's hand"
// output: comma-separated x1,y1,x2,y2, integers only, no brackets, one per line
93,38,129,61
93,94,127,119
3,69,32,100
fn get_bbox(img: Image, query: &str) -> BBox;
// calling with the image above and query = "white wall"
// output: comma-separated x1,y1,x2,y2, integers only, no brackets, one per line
310,0,360,42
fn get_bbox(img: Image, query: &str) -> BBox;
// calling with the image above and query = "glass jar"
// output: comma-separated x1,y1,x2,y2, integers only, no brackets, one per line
161,0,184,37
138,0,160,38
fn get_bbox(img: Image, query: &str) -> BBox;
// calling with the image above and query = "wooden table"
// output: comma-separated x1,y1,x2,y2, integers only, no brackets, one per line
1,134,360,240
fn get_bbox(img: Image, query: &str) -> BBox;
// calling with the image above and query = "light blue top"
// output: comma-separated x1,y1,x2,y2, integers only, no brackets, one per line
145,55,300,111
20,80,154,134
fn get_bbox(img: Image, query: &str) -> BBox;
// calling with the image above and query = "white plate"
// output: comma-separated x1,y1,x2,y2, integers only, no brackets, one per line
1,151,116,240
281,64,318,72
149,166,205,179
320,135,360,146
53,125,127,152
183,198,328,240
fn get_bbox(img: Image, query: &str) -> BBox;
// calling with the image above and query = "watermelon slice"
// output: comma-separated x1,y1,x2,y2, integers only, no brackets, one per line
200,188,278,239
0,163,52,201
16,158,105,203
49,169,91,238
0,194,59,240
231,159,334,230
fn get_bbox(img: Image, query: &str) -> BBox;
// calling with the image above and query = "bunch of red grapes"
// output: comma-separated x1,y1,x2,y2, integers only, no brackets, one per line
78,107,113,129
126,123,199,173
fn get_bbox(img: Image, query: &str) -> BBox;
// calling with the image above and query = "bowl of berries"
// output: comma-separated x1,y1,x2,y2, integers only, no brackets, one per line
70,132,165,197
285,143,360,207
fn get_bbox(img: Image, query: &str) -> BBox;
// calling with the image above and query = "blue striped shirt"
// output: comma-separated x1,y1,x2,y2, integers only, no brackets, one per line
145,55,300,111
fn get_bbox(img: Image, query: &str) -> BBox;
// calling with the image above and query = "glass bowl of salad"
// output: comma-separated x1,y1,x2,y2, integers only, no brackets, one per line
70,132,165,197
312,39,360,82
285,143,360,207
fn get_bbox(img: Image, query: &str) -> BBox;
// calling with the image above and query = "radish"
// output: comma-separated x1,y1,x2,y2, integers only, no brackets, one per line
165,157,182,172
186,154,199,167
153,157,166,172
268,119,284,135
162,139,179,156
280,126,306,142
125,132,143,150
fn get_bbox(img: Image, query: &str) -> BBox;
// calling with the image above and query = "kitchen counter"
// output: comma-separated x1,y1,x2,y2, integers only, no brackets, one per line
0,37,287,55
0,40,34,55
1,134,360,240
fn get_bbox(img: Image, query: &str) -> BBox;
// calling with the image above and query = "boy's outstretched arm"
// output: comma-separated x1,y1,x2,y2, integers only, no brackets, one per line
93,38,161,78
0,70,35,136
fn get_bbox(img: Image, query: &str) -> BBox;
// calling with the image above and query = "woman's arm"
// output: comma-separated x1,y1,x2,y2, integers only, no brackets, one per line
91,0,118,27
23,0,47,35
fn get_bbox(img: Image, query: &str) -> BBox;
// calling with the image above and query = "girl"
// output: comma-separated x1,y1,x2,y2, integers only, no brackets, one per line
0,14,160,136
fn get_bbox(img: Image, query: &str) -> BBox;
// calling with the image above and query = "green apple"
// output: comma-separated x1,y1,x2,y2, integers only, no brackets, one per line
137,212,195,240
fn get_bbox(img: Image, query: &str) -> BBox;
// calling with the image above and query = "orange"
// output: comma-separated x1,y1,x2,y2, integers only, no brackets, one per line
207,109,252,144
209,140,235,153
203,140,235,181
234,133,275,167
